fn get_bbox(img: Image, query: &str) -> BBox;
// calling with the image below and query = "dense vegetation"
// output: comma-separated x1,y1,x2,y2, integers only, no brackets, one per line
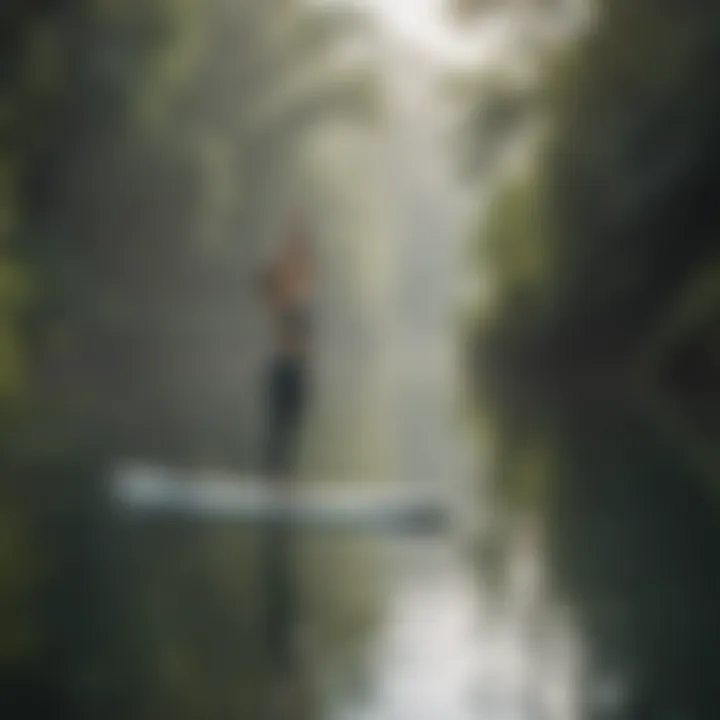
0,1,377,717
473,0,720,714
5,0,720,716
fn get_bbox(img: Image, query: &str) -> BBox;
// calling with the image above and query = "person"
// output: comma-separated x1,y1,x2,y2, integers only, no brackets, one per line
257,220,316,718
258,220,315,483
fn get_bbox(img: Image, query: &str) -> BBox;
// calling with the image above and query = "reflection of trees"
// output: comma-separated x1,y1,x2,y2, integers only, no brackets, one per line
469,0,720,716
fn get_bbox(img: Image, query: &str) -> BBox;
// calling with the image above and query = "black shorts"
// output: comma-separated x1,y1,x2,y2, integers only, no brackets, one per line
264,355,308,477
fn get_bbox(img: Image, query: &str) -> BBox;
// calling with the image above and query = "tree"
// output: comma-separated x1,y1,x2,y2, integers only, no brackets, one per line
469,1,720,715
0,1,380,716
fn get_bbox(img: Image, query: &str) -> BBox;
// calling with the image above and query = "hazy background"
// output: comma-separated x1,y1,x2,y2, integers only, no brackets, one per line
1,0,719,718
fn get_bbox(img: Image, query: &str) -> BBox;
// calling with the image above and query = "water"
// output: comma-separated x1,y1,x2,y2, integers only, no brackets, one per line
326,540,482,720
321,536,575,720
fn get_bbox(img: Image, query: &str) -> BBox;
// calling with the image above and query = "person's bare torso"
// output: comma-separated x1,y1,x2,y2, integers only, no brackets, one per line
263,244,314,357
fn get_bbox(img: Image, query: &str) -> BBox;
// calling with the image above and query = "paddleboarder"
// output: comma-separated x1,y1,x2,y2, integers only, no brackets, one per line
258,218,315,483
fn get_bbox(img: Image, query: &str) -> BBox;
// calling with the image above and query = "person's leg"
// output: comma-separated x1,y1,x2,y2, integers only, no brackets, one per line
264,359,284,479
281,360,307,481
264,357,300,483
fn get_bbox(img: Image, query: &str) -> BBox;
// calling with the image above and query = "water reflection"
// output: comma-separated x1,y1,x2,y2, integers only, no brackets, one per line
261,522,305,716
543,403,720,719
114,498,586,720
476,388,720,720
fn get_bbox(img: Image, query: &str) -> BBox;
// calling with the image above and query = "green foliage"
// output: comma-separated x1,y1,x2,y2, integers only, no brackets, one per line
470,1,720,713
475,0,720,430
0,496,40,664
0,0,379,716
